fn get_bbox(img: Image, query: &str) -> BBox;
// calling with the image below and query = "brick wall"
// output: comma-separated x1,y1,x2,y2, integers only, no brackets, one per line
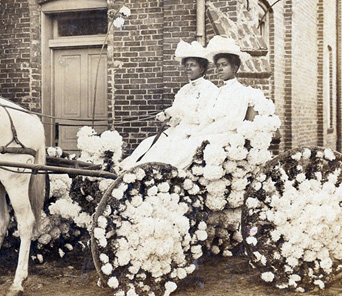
291,0,318,148
109,0,165,155
0,0,31,105
0,0,41,112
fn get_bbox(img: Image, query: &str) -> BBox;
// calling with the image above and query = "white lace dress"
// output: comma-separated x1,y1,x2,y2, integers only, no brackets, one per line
120,77,218,169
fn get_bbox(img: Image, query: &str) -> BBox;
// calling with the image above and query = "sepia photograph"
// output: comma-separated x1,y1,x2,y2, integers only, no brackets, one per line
0,0,342,295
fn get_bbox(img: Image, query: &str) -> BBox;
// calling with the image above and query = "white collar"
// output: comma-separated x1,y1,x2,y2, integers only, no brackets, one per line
189,76,205,86
223,78,237,87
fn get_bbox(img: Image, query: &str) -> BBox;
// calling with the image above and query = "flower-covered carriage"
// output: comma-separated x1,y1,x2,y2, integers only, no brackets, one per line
2,88,342,296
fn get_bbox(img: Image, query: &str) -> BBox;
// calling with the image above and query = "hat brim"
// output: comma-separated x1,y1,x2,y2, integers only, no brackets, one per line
209,50,241,61
174,55,210,62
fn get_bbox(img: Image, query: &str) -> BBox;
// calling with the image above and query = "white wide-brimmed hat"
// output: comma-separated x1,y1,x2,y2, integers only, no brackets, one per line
174,40,209,62
207,35,250,62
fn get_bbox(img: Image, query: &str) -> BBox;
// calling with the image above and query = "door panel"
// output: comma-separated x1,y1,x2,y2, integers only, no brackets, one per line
53,47,107,153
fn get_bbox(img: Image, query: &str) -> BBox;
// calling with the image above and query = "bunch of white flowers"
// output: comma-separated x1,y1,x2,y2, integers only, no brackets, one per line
77,126,123,165
92,163,206,296
243,147,342,291
185,89,280,256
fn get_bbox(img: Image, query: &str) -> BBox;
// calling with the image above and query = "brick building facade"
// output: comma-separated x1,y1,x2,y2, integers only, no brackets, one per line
0,0,341,157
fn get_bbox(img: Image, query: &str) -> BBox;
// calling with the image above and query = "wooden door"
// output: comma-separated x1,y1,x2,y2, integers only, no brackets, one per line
53,47,107,153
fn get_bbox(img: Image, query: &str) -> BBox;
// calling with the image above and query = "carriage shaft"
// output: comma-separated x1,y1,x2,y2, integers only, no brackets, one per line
0,160,117,179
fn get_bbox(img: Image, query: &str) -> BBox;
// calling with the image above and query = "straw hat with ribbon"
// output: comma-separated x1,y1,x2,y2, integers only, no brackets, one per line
174,40,209,63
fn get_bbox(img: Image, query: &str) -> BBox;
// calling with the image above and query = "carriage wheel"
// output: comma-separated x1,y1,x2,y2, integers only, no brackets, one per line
242,147,342,292
91,162,207,296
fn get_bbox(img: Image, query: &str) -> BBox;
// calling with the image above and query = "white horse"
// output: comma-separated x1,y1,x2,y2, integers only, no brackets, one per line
0,98,46,296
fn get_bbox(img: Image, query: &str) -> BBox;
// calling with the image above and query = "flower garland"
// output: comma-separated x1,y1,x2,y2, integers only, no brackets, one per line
185,89,281,256
242,147,342,292
91,163,207,296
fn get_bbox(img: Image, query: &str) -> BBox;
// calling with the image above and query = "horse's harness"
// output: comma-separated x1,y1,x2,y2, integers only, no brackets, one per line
0,104,37,157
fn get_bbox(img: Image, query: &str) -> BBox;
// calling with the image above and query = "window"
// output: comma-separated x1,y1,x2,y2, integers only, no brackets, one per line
256,1,270,46
53,10,107,37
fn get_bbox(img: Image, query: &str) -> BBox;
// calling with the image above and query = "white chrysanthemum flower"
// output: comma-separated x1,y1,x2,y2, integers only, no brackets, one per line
100,253,109,264
177,268,187,280
97,216,108,229
147,185,158,196
205,194,226,211
164,281,177,296
198,221,207,230
324,148,335,160
320,257,333,273
94,228,106,240
134,167,146,180
123,173,136,184
38,233,52,245
131,195,143,207
222,249,233,257
245,197,259,209
108,276,119,289
203,164,225,180
183,179,193,190
296,173,306,183
158,182,170,193
101,263,113,275
302,148,311,159
249,226,258,236
246,236,257,246
192,165,204,176
203,144,226,166
112,188,124,200
195,230,208,241
98,237,108,248
114,16,125,28
261,271,274,282
119,5,131,16
99,179,112,192
286,256,299,268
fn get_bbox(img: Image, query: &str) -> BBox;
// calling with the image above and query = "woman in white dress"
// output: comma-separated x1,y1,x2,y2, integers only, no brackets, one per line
120,40,218,169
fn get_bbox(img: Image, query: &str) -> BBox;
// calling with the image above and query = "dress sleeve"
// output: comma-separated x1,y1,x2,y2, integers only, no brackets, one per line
165,85,187,119
196,85,249,135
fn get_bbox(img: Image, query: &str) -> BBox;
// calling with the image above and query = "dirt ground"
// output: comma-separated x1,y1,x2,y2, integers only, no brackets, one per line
1,252,342,296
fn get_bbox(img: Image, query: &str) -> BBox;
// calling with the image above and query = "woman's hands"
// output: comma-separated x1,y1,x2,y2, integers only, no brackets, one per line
156,110,182,127
156,111,168,122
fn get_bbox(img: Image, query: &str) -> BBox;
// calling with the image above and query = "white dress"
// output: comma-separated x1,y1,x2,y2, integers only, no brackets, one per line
164,78,251,168
120,77,218,169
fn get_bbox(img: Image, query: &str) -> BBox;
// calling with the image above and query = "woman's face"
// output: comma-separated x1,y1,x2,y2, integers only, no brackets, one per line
183,58,204,81
215,57,236,81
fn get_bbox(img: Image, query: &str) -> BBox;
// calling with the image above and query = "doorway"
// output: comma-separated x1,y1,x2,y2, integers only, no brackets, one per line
53,47,107,152
41,0,109,153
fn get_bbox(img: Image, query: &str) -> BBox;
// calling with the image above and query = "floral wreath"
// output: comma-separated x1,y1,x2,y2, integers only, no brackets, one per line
242,146,342,292
91,162,207,296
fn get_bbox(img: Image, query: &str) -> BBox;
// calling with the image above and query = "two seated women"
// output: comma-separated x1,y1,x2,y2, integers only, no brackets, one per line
121,36,260,170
